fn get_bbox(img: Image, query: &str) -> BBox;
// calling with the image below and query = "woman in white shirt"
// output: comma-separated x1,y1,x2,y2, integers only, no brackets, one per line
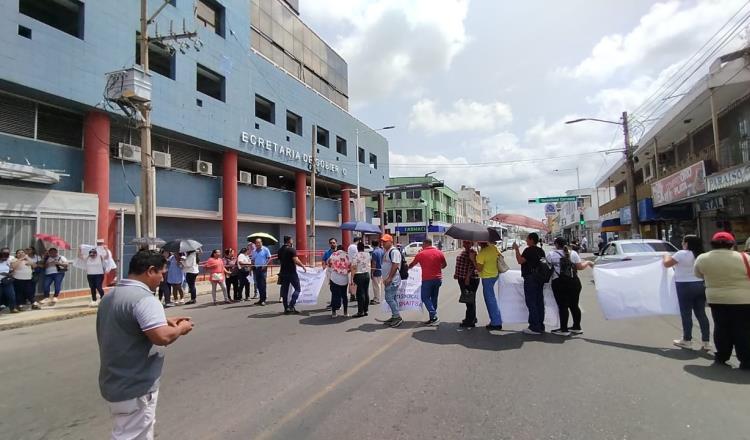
81,247,107,307
663,235,711,350
13,249,39,310
350,241,372,317
182,250,200,305
546,237,594,336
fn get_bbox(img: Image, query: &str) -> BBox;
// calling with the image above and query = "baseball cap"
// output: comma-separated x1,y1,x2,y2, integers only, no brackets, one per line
381,234,394,242
711,231,735,243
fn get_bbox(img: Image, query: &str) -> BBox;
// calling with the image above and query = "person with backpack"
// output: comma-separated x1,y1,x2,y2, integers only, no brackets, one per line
547,237,594,336
381,234,405,328
513,232,550,335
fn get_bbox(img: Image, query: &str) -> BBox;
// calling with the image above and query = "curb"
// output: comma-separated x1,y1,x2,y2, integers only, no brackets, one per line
0,308,99,331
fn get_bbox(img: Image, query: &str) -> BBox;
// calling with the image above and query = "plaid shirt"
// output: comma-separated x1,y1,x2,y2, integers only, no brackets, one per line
454,249,478,280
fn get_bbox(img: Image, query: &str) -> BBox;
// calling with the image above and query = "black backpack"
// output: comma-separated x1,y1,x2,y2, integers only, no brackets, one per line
554,251,576,279
530,249,553,284
389,248,409,280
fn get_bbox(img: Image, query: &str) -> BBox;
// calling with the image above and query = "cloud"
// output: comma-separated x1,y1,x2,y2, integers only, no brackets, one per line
557,0,748,80
302,0,470,103
408,99,513,135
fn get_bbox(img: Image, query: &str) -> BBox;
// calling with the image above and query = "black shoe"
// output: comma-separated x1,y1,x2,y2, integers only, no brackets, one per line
291,308,300,314
353,313,365,318
283,309,291,315
185,300,196,305
389,317,403,328
569,328,583,335
459,322,475,328
485,324,503,331
713,360,730,367
423,317,439,326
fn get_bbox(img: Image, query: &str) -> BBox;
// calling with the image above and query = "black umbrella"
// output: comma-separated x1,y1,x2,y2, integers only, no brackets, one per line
161,238,203,253
445,223,502,242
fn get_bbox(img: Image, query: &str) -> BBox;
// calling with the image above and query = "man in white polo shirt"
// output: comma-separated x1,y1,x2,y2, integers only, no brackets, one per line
97,250,194,439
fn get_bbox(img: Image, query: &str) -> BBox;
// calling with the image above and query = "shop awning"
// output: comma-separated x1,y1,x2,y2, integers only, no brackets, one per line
601,218,628,233
0,161,62,184
620,198,693,225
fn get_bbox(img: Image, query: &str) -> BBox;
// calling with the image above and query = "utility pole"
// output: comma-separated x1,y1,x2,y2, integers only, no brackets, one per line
309,125,317,262
136,0,197,240
622,111,641,238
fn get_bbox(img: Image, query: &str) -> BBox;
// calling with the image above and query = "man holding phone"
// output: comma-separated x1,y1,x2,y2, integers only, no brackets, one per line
97,250,194,440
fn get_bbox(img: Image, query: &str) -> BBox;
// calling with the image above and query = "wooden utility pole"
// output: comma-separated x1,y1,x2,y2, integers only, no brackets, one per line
622,111,641,238
309,125,317,263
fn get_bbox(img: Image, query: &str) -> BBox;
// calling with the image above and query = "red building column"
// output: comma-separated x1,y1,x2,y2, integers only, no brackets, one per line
222,151,238,251
83,111,111,242
294,171,308,254
341,185,351,248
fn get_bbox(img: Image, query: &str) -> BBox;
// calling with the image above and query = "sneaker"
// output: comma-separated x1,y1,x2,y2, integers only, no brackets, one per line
569,328,584,335
39,298,49,305
0,305,6,312
673,339,693,350
342,312,350,317
185,300,196,305
382,317,395,325
178,299,185,305
51,297,58,305
291,308,300,314
459,322,475,328
283,309,292,315
10,308,20,314
251,294,258,299
551,329,571,336
369,300,376,305
485,324,503,331
700,341,712,351
89,301,98,308
523,328,542,335
32,302,41,310
331,311,338,318
425,317,439,326
389,317,403,328
164,302,175,308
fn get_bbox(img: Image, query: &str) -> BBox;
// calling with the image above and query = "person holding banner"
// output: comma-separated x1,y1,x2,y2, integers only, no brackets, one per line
455,241,479,328
381,234,403,328
662,235,710,350
327,245,350,318
351,241,371,317
694,232,750,369
473,241,503,331
278,236,306,314
514,233,547,335
547,237,593,336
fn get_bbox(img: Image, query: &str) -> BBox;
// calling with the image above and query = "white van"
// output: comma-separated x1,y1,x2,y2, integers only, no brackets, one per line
403,242,423,256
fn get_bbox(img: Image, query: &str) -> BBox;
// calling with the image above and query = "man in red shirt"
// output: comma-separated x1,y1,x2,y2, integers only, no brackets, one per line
409,238,447,325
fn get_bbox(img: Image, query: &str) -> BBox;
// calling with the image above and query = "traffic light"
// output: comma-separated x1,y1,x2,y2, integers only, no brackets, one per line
579,213,585,226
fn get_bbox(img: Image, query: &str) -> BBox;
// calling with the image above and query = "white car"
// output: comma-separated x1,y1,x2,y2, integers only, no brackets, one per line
403,241,423,256
594,239,678,264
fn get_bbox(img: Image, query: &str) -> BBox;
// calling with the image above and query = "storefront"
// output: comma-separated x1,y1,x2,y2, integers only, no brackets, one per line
697,163,750,247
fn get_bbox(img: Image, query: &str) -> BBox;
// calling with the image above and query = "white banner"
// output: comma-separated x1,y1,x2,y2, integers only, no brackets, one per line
381,266,423,312
496,270,560,327
593,258,679,320
294,267,327,306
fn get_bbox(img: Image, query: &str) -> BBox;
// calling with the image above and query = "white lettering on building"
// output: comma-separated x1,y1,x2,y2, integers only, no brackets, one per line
240,131,348,176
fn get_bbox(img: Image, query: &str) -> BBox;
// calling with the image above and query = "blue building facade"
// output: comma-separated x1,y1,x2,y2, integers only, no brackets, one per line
0,0,387,287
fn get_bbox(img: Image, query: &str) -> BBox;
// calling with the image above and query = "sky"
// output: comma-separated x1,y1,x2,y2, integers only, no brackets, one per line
301,0,749,219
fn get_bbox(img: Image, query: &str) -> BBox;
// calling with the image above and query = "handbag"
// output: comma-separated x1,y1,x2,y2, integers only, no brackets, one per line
458,285,476,304
497,253,510,274
211,272,223,282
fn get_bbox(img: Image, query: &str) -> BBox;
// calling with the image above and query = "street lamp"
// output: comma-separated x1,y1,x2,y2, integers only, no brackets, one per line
355,125,395,221
553,167,580,189
565,112,640,238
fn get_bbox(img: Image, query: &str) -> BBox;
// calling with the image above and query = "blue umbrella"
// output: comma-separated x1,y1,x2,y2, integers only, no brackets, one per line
340,221,381,234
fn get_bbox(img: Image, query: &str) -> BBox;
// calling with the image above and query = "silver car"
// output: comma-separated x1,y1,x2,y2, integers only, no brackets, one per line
594,239,678,264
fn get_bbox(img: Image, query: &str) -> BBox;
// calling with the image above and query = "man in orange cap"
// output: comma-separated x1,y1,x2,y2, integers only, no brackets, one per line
380,234,403,327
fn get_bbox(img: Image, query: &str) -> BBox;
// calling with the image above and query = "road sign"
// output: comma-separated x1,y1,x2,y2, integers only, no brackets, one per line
544,203,557,216
528,196,578,203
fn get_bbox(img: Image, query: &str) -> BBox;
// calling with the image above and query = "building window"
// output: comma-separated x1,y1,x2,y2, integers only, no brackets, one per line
395,210,403,222
316,126,329,147
406,209,423,222
135,33,175,80
286,110,302,135
255,95,275,123
196,64,225,101
36,104,83,147
358,147,365,164
405,190,421,199
196,0,224,37
336,136,347,155
369,153,378,169
19,0,84,39
394,192,402,200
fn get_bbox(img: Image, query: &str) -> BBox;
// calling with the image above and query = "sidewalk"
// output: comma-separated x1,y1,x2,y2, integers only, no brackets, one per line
0,277,278,331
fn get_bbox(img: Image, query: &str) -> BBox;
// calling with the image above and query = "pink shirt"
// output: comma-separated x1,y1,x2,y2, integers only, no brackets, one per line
205,257,226,280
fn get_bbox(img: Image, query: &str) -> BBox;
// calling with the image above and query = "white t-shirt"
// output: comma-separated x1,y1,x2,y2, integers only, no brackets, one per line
44,256,68,275
671,250,702,282
0,259,11,280
546,249,581,280
382,247,402,282
85,256,105,275
347,244,358,261
183,253,200,274
236,253,250,270
12,258,33,280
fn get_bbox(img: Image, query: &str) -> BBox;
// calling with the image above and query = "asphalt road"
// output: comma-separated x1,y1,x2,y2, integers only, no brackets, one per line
1,252,749,440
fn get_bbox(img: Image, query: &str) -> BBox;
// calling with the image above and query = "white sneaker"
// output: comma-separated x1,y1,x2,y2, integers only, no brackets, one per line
95,298,101,305
673,339,693,349
51,297,58,305
700,341,712,351
39,298,49,305
178,299,185,305
89,301,98,308
331,311,337,318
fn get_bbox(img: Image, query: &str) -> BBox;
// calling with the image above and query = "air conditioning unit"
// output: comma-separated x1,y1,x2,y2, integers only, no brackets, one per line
117,142,141,162
152,151,171,168
254,174,268,187
194,160,213,176
239,171,252,184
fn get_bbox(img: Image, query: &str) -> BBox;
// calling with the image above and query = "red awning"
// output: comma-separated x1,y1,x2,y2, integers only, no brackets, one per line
490,213,549,231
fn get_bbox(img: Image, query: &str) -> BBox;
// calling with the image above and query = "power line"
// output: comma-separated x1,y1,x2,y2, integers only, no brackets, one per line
386,148,623,169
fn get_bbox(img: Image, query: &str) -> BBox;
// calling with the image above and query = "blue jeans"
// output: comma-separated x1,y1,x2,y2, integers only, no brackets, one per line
676,281,710,342
481,277,502,326
254,268,267,302
384,278,401,318
1,281,16,309
43,272,65,298
420,279,441,319
523,278,545,332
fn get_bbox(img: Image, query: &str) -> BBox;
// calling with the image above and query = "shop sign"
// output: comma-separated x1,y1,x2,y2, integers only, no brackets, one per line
240,132,348,176
395,226,426,233
651,161,706,207
698,197,724,212
705,164,750,192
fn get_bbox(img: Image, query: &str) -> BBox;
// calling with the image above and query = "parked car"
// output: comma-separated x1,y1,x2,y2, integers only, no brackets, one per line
403,241,423,256
594,239,678,264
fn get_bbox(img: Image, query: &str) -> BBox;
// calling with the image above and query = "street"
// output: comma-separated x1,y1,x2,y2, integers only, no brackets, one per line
1,255,748,440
